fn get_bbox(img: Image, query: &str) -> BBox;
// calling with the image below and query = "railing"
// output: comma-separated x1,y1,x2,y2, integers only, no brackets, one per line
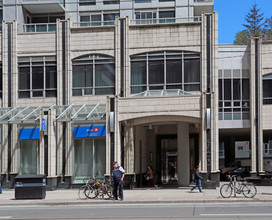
73,21,115,28
23,23,57,33
130,17,201,25
22,0,64,6
194,0,213,3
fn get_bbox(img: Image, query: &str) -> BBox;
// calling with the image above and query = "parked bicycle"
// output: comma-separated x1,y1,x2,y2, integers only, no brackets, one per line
78,176,113,200
220,175,257,198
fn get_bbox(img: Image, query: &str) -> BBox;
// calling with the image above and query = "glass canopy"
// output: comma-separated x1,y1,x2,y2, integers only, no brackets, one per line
131,89,192,97
0,104,106,124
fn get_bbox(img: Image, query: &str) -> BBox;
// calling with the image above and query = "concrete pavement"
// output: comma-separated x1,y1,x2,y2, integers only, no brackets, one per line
1,185,272,206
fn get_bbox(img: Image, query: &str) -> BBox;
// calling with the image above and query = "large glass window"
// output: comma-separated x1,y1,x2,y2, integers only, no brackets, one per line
131,51,200,94
219,69,250,120
263,74,272,104
79,0,96,6
72,54,115,96
74,138,106,182
80,12,119,26
18,57,57,98
20,140,40,174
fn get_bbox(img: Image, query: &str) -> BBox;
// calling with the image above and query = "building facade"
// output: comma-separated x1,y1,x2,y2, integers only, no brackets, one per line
0,0,271,189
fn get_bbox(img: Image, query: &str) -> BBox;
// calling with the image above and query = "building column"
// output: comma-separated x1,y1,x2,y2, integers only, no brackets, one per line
124,121,134,174
177,122,190,186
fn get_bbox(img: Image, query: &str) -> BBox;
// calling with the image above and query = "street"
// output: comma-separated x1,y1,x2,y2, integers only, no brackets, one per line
1,202,272,219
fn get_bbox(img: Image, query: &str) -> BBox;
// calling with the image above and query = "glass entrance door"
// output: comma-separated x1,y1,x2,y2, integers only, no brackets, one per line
74,138,106,183
20,140,40,174
160,138,178,184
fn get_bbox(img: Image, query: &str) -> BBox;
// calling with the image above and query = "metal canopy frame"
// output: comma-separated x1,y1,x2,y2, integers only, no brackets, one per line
0,104,106,124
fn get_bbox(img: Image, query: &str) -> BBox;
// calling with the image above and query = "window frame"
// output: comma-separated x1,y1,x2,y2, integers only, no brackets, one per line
130,51,201,94
72,54,115,96
18,57,57,99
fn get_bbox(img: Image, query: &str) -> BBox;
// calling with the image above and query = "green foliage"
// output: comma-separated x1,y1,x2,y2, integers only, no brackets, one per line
233,3,272,44
263,17,272,40
242,3,264,37
233,30,250,45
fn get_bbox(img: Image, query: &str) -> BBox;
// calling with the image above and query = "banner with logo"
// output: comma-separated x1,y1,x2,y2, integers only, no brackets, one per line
73,125,106,138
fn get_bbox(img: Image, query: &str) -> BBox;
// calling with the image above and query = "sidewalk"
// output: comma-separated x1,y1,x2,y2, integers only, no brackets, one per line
1,186,272,206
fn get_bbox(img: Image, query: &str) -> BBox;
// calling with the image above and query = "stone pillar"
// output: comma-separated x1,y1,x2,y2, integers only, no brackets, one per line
124,121,134,174
177,122,190,186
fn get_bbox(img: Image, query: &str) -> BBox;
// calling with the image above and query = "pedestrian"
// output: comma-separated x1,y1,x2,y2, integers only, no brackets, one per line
144,166,155,188
112,161,125,201
190,166,203,193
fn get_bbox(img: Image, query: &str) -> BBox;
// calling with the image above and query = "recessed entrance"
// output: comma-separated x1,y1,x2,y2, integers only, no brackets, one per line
157,135,178,185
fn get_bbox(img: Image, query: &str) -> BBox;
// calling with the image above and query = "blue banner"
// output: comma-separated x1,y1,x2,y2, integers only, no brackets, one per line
19,128,40,140
74,125,106,138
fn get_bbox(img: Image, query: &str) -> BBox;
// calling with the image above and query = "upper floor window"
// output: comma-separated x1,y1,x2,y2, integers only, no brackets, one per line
131,51,200,94
135,0,151,3
135,10,175,24
79,0,96,6
218,69,250,120
18,57,57,98
103,0,120,4
80,12,119,26
72,54,115,96
263,74,272,104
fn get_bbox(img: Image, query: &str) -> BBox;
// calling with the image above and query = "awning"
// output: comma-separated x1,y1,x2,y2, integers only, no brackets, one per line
131,89,192,97
56,104,106,122
0,104,106,124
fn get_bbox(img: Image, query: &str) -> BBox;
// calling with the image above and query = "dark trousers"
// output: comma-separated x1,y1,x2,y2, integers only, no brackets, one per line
113,180,123,200
191,179,202,192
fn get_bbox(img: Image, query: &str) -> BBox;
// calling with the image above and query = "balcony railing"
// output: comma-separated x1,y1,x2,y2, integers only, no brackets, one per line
130,17,201,25
73,21,115,28
23,23,57,33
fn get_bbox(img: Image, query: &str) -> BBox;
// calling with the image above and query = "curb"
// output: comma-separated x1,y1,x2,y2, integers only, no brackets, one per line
0,198,271,207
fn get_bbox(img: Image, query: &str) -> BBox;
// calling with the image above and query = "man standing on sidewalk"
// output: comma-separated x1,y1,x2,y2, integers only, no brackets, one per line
112,161,125,201
190,166,203,193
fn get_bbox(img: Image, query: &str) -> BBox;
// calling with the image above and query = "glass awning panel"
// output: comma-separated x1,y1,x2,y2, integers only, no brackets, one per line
8,106,43,123
0,107,25,124
56,104,106,122
131,89,192,97
0,104,106,124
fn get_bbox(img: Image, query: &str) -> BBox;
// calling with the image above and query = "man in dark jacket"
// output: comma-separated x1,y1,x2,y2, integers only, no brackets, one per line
190,166,203,193
112,161,125,200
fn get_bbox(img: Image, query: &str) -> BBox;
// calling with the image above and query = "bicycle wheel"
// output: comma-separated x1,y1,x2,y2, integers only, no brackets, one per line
242,184,257,198
105,184,113,199
78,185,89,200
86,184,98,199
220,183,233,198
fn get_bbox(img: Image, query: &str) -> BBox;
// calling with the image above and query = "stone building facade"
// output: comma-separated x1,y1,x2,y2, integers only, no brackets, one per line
0,0,271,189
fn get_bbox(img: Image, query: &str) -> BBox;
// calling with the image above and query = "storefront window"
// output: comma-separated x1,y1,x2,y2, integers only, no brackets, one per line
74,138,106,182
20,140,40,174
131,51,200,94
72,54,115,96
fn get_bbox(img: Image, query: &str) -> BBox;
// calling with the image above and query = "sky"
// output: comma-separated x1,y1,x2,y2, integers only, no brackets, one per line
214,0,272,44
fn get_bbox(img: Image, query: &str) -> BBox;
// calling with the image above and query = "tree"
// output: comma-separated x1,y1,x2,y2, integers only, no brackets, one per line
233,30,250,45
263,17,272,40
243,3,264,37
233,3,265,44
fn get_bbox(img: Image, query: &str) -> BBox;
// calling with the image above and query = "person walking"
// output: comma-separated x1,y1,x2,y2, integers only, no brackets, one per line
112,161,125,201
190,166,203,193
144,166,154,188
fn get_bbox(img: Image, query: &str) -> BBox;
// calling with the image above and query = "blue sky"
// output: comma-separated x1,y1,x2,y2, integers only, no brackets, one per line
214,0,272,44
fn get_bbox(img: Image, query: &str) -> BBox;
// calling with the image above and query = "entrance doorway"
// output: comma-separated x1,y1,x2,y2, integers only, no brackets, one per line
157,135,178,185
20,140,40,174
